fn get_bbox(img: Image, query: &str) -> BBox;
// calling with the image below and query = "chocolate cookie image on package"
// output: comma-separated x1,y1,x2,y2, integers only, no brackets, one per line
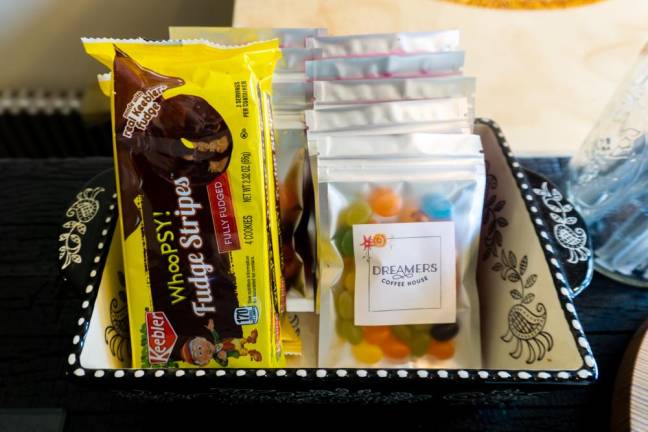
83,39,285,369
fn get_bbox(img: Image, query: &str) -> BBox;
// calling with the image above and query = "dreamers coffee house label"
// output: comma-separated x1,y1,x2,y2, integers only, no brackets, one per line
353,222,456,326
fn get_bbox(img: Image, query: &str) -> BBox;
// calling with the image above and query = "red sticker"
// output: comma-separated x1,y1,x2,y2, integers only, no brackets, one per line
146,311,178,365
207,174,241,253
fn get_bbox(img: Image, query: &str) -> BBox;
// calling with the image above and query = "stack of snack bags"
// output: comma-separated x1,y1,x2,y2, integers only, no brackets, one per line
170,27,325,314
306,31,486,368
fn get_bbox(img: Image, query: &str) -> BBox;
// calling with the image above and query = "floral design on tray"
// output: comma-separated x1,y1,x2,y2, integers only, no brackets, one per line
59,186,105,269
482,161,553,364
533,182,590,264
496,250,553,364
104,271,130,362
481,161,507,261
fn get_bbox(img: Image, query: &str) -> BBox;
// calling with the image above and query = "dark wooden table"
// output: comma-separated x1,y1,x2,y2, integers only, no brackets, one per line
1,157,646,431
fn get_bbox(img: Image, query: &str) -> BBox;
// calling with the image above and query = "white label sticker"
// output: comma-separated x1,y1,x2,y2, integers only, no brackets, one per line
352,222,456,326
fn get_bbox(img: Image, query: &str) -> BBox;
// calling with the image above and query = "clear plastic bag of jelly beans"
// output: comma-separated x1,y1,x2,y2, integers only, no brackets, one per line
313,76,475,111
169,27,327,48
305,51,464,81
314,134,485,369
305,98,470,134
306,30,459,58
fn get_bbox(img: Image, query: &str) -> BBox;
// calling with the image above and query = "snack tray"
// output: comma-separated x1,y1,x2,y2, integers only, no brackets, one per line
60,119,596,403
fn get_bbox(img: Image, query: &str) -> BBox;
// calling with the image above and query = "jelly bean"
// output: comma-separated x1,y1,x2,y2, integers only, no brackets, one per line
352,341,383,364
430,323,459,342
421,193,453,220
334,227,354,257
344,322,364,345
337,290,354,320
343,269,355,292
391,325,413,343
369,187,402,217
399,205,430,223
410,333,432,357
410,324,433,334
343,256,355,271
344,200,372,225
337,207,350,228
427,339,455,359
340,229,355,257
381,336,411,360
362,326,391,345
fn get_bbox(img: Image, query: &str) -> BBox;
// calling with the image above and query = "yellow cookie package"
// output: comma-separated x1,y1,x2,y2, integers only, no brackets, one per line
83,39,286,368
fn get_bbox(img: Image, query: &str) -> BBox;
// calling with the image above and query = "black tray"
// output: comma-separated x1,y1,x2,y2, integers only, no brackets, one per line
59,119,596,403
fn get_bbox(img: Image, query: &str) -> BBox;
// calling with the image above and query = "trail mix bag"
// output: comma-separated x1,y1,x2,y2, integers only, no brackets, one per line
83,39,285,368
312,134,485,368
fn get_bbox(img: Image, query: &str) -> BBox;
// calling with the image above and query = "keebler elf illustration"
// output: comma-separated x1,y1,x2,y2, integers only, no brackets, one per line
179,319,262,367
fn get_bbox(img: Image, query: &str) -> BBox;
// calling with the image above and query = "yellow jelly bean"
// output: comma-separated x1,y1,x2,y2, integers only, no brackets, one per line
344,269,355,292
352,341,383,364
345,201,372,225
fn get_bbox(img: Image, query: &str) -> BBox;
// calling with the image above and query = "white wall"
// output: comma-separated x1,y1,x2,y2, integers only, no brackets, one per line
0,0,232,90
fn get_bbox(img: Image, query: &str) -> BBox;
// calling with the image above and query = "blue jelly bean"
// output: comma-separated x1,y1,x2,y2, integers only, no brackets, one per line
421,194,453,220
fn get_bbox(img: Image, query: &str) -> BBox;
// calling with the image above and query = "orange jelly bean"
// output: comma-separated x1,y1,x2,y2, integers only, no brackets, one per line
368,187,402,217
427,339,456,360
362,326,391,345
381,335,411,360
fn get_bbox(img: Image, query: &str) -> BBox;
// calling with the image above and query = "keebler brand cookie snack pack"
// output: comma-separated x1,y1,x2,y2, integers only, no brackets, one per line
83,39,285,368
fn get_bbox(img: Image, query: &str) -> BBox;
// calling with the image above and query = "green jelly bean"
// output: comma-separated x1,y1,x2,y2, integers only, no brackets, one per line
340,229,355,257
410,324,433,334
334,227,355,257
344,322,364,345
411,333,431,357
337,290,354,320
345,201,372,225
391,325,413,343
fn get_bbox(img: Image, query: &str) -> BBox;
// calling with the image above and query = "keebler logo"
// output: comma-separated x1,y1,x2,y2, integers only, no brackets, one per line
146,311,178,364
